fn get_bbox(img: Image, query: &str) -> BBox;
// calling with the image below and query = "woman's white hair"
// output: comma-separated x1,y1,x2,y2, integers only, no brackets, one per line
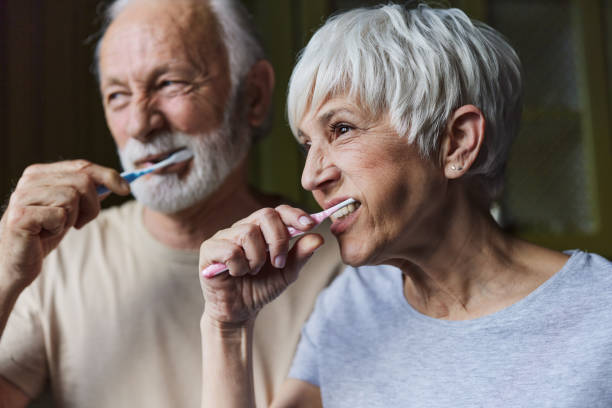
287,3,523,200
95,0,264,97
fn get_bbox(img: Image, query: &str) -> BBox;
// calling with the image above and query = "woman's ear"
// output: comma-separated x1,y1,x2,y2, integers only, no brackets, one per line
440,104,485,179
244,59,275,128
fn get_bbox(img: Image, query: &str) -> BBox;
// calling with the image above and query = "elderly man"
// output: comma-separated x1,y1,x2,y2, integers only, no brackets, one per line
0,0,341,407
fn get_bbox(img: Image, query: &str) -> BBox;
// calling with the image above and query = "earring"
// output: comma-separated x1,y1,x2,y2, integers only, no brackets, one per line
451,165,463,171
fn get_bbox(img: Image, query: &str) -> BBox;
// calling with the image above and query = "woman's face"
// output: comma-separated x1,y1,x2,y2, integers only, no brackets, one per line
298,96,448,266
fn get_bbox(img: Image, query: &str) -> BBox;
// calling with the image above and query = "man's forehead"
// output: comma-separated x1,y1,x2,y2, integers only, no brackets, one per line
98,0,222,79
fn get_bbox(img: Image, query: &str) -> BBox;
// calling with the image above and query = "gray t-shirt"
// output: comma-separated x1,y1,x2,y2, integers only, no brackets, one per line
289,250,612,407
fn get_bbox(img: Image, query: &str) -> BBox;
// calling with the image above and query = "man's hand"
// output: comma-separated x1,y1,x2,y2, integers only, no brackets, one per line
198,205,324,326
0,160,130,290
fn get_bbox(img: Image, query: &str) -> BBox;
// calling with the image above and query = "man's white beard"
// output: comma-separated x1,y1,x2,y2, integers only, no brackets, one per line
118,111,250,214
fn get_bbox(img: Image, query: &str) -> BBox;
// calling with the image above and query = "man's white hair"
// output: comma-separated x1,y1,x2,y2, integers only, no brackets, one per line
95,0,264,100
287,3,523,200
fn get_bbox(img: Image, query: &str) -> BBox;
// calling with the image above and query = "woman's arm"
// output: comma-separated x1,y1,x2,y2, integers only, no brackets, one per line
200,315,256,408
199,206,323,408
271,379,323,408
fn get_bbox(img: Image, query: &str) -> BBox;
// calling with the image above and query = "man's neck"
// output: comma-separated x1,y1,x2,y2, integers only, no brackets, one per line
141,165,264,251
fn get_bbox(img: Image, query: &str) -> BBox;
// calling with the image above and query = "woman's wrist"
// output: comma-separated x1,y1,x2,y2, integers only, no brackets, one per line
200,312,256,338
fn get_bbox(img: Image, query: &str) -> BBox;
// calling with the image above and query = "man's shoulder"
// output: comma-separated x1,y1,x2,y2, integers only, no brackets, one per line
59,200,141,247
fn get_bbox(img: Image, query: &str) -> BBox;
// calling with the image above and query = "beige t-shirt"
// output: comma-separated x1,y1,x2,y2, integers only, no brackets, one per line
0,201,343,407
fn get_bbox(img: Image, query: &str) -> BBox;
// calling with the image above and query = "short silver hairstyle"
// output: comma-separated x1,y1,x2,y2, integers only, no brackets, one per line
94,0,264,95
287,3,523,200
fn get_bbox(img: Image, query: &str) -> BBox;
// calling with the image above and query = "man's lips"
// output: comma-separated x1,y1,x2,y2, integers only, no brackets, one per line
134,149,183,168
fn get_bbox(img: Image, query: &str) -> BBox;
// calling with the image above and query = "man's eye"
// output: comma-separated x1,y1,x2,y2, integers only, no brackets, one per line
107,92,128,105
159,80,185,89
299,142,311,156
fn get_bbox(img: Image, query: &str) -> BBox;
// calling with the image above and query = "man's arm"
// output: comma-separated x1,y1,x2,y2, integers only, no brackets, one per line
0,160,129,339
0,376,30,408
0,274,27,342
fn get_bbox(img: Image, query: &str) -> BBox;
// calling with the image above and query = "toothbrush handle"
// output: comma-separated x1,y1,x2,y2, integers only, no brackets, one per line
201,262,230,278
96,170,147,196
96,185,111,195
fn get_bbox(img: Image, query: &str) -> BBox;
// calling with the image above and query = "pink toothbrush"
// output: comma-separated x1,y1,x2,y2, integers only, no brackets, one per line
201,198,356,278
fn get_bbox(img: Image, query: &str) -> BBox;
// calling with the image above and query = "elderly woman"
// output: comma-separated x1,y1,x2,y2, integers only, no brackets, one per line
198,3,612,407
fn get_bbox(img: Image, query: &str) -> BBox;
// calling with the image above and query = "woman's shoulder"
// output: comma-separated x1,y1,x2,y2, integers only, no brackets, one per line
552,250,612,307
562,250,612,281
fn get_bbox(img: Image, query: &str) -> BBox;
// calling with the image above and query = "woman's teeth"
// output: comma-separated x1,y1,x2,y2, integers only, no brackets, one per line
330,202,360,221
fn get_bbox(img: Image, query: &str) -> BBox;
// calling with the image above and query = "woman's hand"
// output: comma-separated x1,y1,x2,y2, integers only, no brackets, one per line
199,205,324,326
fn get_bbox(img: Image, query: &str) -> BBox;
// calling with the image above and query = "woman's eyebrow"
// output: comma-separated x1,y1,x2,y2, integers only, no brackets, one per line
297,108,357,137
318,108,354,125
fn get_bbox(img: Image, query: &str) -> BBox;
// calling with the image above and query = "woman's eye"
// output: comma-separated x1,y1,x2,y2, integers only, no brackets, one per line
330,123,353,137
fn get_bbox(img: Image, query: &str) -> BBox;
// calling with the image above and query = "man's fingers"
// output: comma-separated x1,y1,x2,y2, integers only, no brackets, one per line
77,161,130,196
7,205,67,237
21,160,130,197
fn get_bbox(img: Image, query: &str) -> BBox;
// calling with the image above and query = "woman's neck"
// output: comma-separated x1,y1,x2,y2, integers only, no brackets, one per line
397,186,568,320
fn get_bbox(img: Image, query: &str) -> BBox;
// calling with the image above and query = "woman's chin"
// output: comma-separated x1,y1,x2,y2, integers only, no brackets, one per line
338,245,372,267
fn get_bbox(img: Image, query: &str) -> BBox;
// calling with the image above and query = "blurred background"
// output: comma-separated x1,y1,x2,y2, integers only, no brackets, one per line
1,0,611,254
1,0,611,405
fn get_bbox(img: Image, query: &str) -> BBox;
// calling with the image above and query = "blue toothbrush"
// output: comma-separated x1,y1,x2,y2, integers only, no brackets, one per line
97,149,194,195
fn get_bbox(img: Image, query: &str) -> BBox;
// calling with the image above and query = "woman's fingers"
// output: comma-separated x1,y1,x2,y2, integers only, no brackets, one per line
274,204,316,232
255,208,290,270
201,205,320,279
282,234,324,284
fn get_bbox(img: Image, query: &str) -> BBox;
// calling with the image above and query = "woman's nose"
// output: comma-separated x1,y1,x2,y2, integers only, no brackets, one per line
301,144,341,192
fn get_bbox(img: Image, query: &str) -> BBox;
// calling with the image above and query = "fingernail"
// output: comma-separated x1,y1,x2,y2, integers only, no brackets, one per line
299,216,314,226
274,254,286,268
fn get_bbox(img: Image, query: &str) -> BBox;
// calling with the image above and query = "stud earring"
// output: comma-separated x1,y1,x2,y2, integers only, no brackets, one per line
451,165,463,171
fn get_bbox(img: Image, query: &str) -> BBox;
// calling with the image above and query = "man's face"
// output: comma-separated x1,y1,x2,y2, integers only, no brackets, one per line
98,0,248,213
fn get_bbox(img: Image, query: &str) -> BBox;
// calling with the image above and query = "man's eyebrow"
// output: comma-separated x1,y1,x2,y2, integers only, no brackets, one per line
101,64,194,89
101,77,125,88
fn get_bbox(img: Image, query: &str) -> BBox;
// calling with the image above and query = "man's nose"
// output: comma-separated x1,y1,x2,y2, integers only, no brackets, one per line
301,144,340,192
126,97,164,141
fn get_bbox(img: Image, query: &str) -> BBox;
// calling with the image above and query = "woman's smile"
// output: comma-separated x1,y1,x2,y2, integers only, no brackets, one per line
329,201,361,235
